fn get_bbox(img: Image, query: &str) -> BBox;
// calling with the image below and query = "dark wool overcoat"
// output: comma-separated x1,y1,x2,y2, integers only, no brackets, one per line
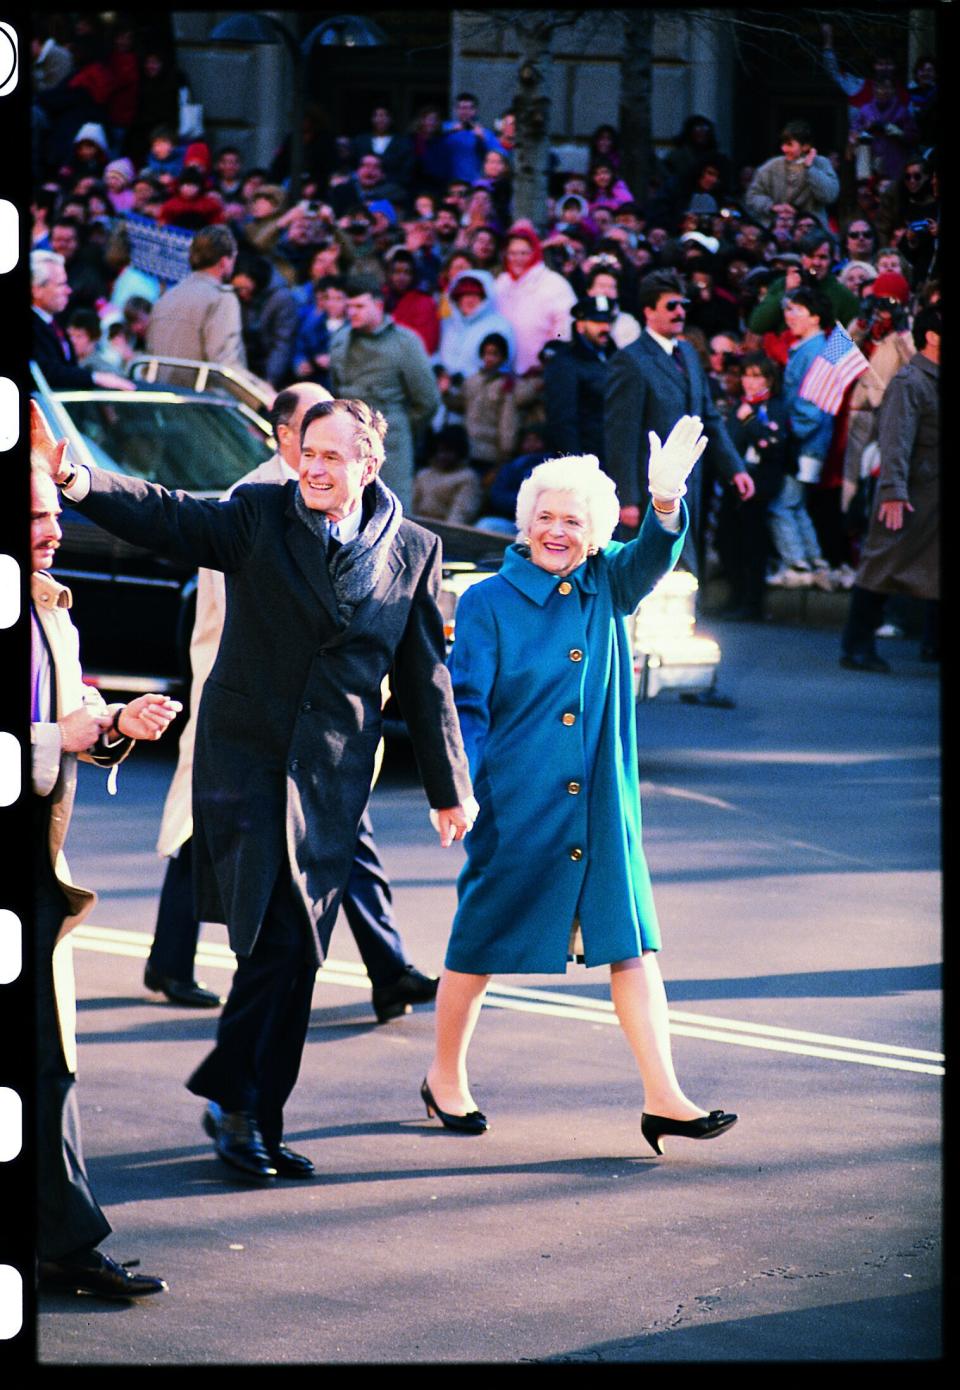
603,331,745,573
72,471,473,960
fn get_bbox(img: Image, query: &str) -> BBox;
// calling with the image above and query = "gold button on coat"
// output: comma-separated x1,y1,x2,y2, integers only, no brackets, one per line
562,713,576,726
570,847,584,861
569,648,583,662
567,781,581,794
558,581,572,595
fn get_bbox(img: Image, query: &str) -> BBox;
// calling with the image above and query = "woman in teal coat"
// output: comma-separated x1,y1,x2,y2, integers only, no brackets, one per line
421,417,738,1155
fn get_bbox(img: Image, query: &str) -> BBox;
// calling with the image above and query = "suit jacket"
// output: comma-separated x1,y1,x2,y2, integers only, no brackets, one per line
155,453,390,860
73,469,473,961
604,331,746,572
32,308,96,390
32,570,133,1069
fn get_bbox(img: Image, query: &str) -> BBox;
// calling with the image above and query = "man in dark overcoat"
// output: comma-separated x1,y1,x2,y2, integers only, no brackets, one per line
542,295,619,463
45,398,475,1183
840,302,940,671
603,269,755,575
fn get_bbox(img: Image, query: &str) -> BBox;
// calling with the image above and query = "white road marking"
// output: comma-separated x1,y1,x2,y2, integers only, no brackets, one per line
74,924,944,1078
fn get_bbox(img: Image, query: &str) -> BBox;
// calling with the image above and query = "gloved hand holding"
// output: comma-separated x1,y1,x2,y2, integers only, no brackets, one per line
648,414,708,503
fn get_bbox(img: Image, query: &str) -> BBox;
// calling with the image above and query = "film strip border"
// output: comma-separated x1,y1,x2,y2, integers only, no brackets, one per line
0,11,31,1364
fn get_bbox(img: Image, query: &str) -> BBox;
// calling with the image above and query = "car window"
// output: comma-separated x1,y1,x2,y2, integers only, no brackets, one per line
59,397,274,492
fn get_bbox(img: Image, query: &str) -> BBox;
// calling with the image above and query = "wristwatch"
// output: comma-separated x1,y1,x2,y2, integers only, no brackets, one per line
56,456,78,490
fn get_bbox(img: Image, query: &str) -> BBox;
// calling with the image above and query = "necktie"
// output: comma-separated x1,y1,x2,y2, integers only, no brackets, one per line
327,532,342,562
30,610,46,721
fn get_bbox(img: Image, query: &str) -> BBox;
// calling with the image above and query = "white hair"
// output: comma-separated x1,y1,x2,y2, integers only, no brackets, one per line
31,249,65,288
515,454,621,550
838,259,878,289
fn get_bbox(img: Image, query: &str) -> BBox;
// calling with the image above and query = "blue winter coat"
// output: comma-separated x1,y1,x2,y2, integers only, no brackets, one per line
783,333,835,462
445,504,687,974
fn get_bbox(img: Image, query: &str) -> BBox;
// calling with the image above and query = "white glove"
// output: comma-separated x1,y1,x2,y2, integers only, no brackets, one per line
647,414,708,501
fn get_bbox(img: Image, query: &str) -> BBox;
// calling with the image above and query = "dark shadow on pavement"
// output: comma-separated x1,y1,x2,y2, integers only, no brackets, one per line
533,963,941,1004
535,1286,941,1362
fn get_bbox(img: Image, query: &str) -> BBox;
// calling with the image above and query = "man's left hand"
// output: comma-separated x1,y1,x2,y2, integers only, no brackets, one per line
878,499,912,532
732,470,756,501
116,695,183,741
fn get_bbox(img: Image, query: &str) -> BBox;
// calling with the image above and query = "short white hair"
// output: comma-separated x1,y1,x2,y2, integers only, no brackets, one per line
515,455,621,550
838,259,878,289
31,249,65,289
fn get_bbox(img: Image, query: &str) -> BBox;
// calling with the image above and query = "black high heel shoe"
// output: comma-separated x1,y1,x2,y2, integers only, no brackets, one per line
420,1078,488,1135
641,1109,737,1156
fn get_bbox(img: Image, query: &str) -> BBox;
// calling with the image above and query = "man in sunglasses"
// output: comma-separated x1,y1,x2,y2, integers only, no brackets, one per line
604,269,754,578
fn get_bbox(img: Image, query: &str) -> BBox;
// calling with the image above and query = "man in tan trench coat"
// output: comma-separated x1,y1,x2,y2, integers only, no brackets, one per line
30,420,181,1299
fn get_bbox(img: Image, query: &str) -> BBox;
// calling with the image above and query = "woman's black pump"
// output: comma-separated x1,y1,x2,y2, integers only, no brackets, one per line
641,1109,737,1156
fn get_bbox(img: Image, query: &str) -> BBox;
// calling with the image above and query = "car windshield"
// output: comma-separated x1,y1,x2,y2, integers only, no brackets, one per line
57,395,274,492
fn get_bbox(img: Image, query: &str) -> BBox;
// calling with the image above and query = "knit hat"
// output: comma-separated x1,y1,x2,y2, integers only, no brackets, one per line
73,122,109,154
870,271,910,304
104,158,135,186
451,274,486,301
183,141,212,173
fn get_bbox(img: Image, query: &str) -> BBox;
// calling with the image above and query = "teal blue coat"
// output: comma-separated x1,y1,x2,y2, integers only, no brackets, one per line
445,504,687,974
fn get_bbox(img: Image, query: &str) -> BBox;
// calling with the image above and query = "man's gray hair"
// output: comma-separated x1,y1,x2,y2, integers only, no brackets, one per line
515,455,621,550
31,249,66,288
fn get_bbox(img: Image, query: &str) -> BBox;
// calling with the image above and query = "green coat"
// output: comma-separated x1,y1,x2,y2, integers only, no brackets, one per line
445,505,686,974
329,317,441,510
748,273,860,337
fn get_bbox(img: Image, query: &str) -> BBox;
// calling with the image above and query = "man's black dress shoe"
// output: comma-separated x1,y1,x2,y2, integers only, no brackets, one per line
266,1144,316,1179
680,688,737,709
144,963,223,1008
372,964,439,1023
38,1250,168,1300
202,1103,277,1183
839,652,891,674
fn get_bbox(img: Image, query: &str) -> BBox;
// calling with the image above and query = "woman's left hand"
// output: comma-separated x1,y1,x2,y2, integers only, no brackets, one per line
648,414,708,503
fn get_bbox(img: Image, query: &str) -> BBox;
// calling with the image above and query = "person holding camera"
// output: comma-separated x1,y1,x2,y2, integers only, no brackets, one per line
744,120,841,233
748,229,860,337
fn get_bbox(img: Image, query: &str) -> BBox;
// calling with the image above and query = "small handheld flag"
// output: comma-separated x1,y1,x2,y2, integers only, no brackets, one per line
797,324,870,415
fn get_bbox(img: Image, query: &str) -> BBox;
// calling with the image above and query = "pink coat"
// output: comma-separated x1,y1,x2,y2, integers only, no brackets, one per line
494,261,577,375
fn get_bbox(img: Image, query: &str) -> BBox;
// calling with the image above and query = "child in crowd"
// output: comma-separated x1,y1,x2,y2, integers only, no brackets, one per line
442,332,519,484
722,353,792,618
411,424,484,526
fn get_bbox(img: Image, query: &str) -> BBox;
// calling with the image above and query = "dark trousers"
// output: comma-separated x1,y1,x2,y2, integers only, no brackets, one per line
149,806,410,988
842,584,940,657
185,870,318,1151
35,813,112,1261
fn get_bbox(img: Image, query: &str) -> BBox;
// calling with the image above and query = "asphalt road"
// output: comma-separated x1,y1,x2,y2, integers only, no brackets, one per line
29,617,941,1365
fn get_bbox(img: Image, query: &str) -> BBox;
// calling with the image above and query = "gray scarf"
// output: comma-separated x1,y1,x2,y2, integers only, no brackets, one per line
294,477,403,625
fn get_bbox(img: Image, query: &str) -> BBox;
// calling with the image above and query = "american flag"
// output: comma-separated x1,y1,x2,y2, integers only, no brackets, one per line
797,324,871,415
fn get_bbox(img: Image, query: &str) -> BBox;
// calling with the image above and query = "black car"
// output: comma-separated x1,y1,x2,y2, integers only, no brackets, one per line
32,363,275,695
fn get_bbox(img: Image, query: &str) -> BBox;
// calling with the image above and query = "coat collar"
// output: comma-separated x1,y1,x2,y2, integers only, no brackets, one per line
499,544,598,606
283,482,342,626
282,481,407,637
32,569,72,610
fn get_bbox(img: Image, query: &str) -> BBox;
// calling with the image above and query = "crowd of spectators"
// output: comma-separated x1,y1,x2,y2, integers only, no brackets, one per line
31,14,939,608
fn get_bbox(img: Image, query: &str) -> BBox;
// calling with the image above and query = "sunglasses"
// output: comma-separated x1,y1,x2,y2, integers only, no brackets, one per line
664,299,689,310
904,172,925,182
848,230,873,238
